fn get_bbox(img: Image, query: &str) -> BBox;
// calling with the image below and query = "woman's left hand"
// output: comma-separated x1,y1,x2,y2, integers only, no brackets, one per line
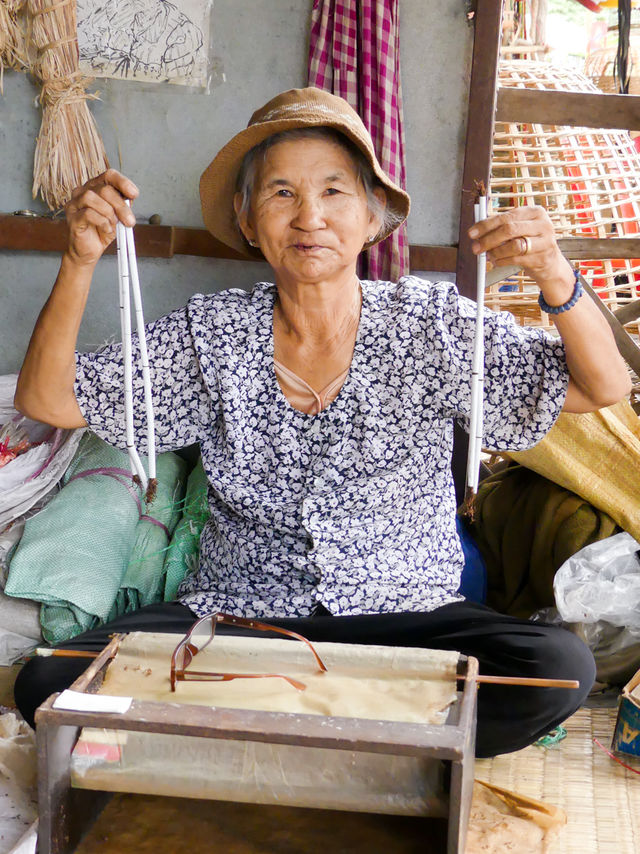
468,203,632,413
468,205,571,289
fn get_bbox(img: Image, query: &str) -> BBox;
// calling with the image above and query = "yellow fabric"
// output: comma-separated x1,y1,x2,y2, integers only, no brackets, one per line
508,399,640,542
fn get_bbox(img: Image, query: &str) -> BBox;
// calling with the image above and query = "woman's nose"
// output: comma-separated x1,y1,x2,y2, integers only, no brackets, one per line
292,196,325,230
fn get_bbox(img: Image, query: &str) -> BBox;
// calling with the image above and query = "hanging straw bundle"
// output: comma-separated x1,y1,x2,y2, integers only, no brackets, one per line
28,0,108,209
0,0,28,91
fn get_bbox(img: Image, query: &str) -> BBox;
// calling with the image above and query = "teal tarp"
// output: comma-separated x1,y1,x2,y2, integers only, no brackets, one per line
5,433,187,643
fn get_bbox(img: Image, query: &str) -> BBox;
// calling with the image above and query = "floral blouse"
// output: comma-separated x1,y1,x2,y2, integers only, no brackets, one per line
74,277,569,619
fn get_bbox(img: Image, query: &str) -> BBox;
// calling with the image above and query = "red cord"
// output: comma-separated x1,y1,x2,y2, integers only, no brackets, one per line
593,738,640,776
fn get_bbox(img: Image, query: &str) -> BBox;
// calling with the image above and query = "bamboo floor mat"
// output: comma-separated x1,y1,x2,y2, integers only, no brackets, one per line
475,707,640,854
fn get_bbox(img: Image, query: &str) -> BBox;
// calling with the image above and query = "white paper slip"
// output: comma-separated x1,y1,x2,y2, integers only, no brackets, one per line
8,820,38,854
53,690,132,714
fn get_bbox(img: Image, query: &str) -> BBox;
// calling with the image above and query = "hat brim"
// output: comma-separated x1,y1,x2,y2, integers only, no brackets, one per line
199,116,410,260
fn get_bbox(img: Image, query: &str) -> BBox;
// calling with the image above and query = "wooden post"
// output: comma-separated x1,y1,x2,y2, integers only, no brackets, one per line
456,0,504,300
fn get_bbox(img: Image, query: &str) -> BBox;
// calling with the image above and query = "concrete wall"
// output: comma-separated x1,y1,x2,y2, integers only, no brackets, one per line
0,0,472,373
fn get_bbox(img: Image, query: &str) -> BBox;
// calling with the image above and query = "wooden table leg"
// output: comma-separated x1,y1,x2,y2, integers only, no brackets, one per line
36,706,110,854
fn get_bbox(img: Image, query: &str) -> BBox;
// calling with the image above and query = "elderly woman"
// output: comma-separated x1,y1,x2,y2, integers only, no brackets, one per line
14,88,630,756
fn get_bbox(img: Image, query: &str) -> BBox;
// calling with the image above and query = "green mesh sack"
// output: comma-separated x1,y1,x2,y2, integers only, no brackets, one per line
119,451,188,612
163,458,210,601
5,433,187,643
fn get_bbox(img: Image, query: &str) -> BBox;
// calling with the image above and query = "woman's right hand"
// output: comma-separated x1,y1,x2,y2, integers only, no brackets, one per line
64,169,139,268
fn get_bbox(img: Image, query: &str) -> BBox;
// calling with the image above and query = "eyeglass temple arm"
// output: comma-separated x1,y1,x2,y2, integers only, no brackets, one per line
215,614,327,672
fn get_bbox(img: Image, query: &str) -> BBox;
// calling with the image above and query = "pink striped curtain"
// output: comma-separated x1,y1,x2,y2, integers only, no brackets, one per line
308,0,409,282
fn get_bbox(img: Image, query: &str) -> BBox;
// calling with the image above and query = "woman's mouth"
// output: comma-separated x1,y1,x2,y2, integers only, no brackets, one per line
293,243,325,252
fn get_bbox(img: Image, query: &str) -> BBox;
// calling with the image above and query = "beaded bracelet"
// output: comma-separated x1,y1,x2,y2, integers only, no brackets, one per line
538,268,583,315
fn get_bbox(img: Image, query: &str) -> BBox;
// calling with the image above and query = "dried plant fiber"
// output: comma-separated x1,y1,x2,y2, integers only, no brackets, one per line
0,0,28,91
28,0,108,209
465,780,566,854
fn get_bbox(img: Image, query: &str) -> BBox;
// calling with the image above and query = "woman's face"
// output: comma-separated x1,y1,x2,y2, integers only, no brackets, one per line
235,137,384,288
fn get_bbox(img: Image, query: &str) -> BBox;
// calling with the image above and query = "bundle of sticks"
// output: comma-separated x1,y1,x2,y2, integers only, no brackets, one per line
0,0,28,91
28,0,108,208
116,201,157,503
463,183,488,519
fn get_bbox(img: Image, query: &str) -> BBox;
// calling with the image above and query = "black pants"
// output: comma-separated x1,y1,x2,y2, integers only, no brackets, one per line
14,600,595,758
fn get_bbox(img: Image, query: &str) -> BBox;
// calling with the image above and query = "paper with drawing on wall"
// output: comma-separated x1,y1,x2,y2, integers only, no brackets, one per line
76,0,212,88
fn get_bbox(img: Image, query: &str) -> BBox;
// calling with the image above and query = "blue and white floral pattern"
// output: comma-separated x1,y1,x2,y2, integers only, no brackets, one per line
75,277,568,619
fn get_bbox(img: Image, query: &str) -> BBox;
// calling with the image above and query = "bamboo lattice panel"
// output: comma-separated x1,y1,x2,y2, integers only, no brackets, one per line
491,61,640,339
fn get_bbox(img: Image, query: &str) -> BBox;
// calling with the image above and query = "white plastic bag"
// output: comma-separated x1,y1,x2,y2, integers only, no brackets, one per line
0,628,37,666
554,532,640,630
0,375,83,531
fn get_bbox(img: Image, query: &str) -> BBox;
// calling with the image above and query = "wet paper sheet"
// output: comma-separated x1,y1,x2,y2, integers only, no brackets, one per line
98,632,460,724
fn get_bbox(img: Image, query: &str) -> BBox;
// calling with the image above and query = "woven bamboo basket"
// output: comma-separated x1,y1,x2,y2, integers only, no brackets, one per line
585,45,640,96
585,22,640,96
490,61,640,349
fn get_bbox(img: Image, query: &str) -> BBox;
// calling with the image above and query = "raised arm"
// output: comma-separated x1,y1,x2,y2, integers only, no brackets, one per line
469,206,631,413
14,170,139,427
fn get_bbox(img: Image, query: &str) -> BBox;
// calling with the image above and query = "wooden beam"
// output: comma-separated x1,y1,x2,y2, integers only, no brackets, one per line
614,300,640,326
409,243,458,272
0,214,460,270
456,0,504,299
580,274,640,377
497,87,640,131
167,227,250,260
558,237,640,260
6,215,640,272
0,216,250,260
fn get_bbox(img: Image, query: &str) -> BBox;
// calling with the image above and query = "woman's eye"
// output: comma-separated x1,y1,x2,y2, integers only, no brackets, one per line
276,189,292,198
325,187,340,196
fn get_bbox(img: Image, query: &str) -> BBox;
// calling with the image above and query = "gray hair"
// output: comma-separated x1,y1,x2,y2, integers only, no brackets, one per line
234,127,401,244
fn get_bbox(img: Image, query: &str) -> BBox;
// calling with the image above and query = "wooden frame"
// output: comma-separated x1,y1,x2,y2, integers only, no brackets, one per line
35,636,478,854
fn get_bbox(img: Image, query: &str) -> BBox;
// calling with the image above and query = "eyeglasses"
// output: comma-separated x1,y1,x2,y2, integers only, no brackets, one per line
170,612,328,692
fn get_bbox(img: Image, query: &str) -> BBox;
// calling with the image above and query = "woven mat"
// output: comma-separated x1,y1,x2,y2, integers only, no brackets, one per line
475,707,640,854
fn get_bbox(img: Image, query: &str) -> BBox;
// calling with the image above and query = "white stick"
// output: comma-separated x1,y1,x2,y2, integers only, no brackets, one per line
474,194,487,488
124,202,156,485
116,221,148,490
465,196,487,497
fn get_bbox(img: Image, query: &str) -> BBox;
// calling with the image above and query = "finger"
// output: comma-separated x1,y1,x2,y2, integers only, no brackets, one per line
72,185,136,228
469,205,542,237
97,184,137,227
70,206,118,242
68,189,118,228
468,208,546,252
69,169,139,207
487,236,533,266
471,219,542,257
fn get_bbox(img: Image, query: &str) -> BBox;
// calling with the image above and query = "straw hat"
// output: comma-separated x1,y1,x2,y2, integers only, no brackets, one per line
199,87,411,259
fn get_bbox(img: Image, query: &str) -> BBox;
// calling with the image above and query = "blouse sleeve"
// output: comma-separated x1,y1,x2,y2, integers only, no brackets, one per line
420,279,569,452
74,305,215,453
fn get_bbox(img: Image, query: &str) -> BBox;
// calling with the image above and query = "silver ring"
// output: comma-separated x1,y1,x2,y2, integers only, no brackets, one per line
520,236,532,256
